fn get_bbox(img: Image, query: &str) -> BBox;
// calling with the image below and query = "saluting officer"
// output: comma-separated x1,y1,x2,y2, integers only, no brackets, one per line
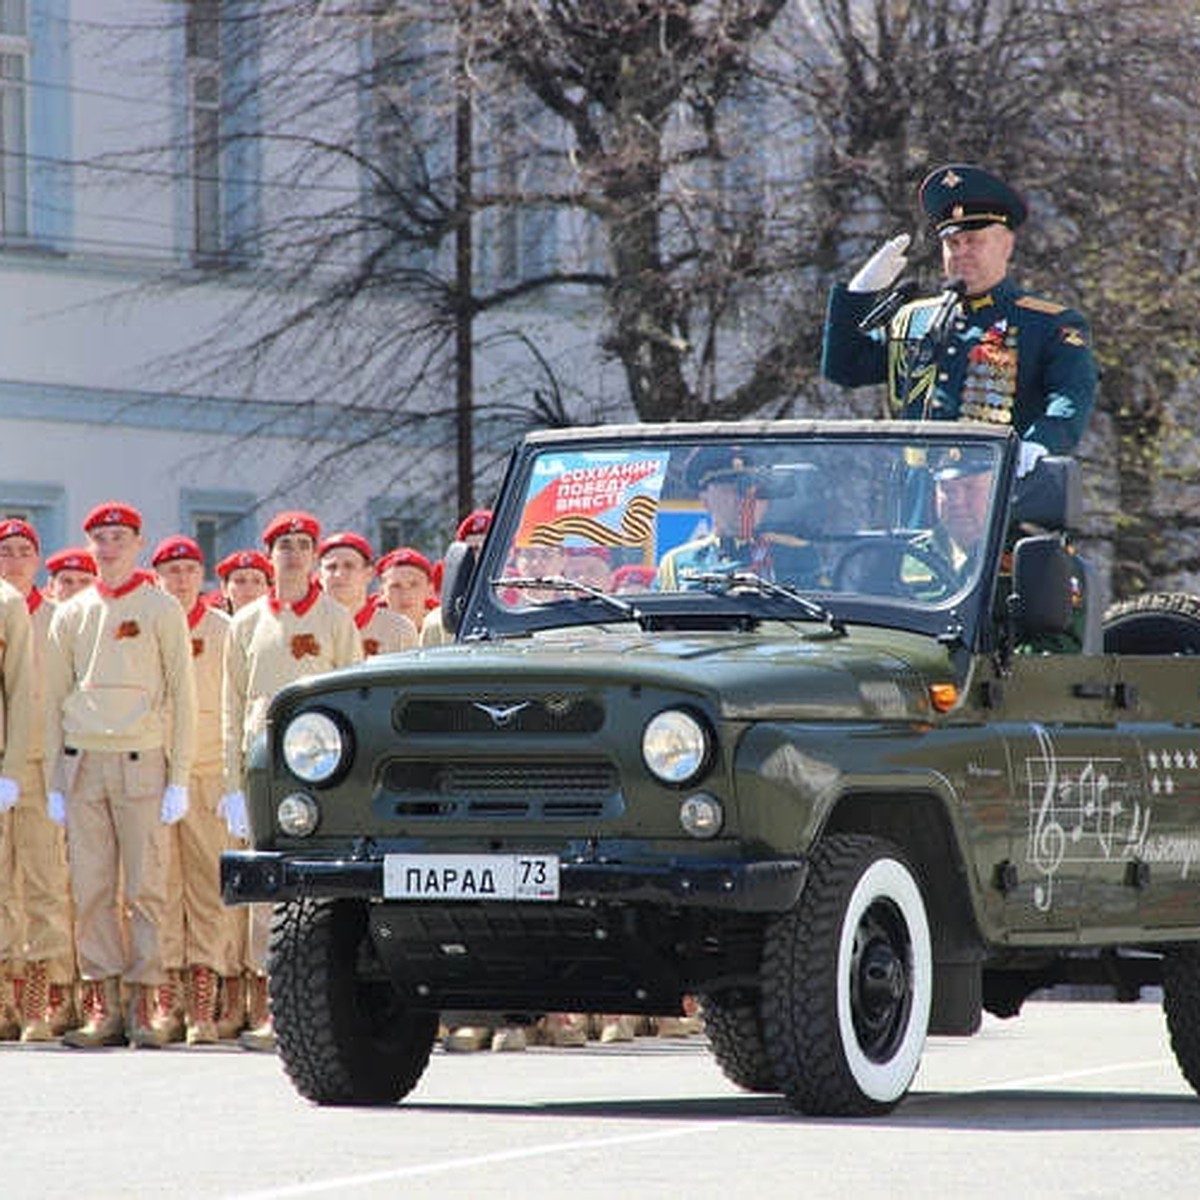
822,163,1097,468
44,502,197,1048
221,510,362,1051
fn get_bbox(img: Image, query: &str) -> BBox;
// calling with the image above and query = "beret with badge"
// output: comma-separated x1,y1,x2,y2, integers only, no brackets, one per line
0,517,39,551
262,510,321,548
216,549,273,581
151,534,204,567
83,501,142,534
317,531,374,564
46,547,98,576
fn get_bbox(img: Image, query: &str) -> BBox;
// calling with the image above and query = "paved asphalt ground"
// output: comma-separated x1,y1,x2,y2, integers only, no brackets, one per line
1,1001,1197,1199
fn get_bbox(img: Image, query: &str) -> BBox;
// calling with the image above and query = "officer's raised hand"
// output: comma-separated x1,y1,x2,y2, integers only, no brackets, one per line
848,234,911,293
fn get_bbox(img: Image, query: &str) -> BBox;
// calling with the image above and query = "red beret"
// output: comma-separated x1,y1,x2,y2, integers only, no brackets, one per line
612,564,656,590
0,518,39,551
216,549,273,581
431,559,444,591
151,535,204,567
377,547,434,580
84,501,142,535
317,531,373,564
262,510,320,548
45,547,98,576
456,508,493,541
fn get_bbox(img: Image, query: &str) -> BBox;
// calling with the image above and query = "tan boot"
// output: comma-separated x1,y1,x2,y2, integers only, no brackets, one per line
47,981,80,1035
63,978,126,1048
0,961,19,1040
129,981,185,1048
185,965,220,1045
238,974,275,1052
216,974,246,1039
20,961,54,1043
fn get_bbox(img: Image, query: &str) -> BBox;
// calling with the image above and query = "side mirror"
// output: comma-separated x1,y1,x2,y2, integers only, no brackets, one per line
1010,534,1074,638
1010,455,1081,532
439,541,478,637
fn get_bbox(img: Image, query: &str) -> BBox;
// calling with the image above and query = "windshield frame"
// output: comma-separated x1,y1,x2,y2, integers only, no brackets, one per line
458,420,1018,649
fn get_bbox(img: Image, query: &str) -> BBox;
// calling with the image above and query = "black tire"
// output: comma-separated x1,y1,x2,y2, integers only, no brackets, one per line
698,990,777,1094
1102,592,1200,655
1162,945,1200,1096
268,897,438,1106
761,834,932,1116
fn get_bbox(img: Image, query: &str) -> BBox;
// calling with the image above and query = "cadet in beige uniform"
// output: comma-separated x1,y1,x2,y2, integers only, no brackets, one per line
221,511,362,1050
317,531,417,656
420,509,492,649
0,519,77,1041
44,547,97,602
216,549,272,615
0,569,33,1039
376,547,437,632
153,535,241,1044
44,502,197,1048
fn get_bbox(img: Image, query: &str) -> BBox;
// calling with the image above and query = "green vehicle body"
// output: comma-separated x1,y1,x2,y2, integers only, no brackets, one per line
222,420,1200,1114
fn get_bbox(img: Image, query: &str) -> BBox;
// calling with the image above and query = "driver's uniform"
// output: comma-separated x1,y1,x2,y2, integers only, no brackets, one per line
657,531,822,591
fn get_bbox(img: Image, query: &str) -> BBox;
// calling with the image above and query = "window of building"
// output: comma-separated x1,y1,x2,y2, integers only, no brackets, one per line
181,488,256,582
187,0,223,263
0,0,29,240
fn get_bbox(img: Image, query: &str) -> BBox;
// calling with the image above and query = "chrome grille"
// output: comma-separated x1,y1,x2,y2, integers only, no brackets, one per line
395,696,604,734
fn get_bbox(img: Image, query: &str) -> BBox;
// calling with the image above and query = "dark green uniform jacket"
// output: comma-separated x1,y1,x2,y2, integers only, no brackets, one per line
821,276,1096,454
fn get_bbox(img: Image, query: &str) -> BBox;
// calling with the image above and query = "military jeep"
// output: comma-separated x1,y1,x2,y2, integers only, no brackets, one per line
221,420,1200,1116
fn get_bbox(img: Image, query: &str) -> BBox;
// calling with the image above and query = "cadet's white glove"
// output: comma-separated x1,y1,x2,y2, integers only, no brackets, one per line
0,776,17,813
47,790,67,827
1017,441,1049,479
848,233,911,293
161,784,189,825
218,790,250,840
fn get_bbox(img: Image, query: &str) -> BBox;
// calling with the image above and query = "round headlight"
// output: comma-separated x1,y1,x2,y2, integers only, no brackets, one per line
679,793,724,839
282,711,345,783
277,793,320,837
642,709,710,785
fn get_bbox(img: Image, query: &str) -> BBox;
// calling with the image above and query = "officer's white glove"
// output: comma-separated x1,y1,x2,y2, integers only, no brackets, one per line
161,784,189,825
47,791,67,827
1017,441,1049,479
218,790,250,840
848,233,911,293
0,776,17,813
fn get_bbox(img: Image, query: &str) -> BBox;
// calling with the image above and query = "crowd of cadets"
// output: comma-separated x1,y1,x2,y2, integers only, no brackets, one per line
0,503,700,1053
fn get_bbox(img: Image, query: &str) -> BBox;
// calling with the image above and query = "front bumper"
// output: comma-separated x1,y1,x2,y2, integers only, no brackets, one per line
220,850,806,914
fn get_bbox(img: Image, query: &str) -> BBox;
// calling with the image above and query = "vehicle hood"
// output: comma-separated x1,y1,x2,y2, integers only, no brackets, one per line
322,626,953,722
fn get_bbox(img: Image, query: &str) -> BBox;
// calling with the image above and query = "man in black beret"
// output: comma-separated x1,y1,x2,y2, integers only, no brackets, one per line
821,163,1097,475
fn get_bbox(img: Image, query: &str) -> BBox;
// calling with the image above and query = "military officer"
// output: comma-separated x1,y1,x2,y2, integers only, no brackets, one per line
44,502,197,1048
822,163,1097,466
0,519,76,1040
221,510,363,1051
657,446,820,590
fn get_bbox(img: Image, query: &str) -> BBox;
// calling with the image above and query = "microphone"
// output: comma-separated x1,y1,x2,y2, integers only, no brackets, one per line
927,277,967,339
857,278,919,332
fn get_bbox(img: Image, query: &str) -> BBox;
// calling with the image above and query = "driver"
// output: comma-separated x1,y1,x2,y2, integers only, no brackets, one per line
657,447,819,590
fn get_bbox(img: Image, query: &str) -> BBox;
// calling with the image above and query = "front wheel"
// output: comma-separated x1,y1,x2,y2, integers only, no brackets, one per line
268,897,438,1106
1162,944,1200,1096
761,834,932,1116
699,989,777,1094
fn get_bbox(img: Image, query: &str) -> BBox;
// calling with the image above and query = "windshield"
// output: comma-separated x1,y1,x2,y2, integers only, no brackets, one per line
486,433,1004,629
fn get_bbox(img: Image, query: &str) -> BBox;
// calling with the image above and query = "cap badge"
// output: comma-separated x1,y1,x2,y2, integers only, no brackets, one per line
942,169,962,188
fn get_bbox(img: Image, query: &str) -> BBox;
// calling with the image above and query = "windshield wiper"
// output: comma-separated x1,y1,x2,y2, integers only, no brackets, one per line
688,570,847,635
493,576,647,626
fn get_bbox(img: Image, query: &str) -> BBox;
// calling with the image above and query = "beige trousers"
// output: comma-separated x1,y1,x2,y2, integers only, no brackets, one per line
66,749,170,985
162,769,241,976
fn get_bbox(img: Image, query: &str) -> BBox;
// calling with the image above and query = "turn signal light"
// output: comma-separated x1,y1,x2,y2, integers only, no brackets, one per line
929,683,959,713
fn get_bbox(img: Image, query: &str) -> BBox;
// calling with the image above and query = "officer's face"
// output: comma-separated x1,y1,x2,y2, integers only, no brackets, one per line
703,481,767,537
936,471,991,549
940,224,1014,295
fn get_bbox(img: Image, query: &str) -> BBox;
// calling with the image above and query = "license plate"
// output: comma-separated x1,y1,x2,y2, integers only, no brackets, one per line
383,853,560,901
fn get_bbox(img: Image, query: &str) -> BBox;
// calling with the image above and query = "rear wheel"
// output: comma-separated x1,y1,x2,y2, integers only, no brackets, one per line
698,989,777,1093
269,897,438,1105
761,834,932,1116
